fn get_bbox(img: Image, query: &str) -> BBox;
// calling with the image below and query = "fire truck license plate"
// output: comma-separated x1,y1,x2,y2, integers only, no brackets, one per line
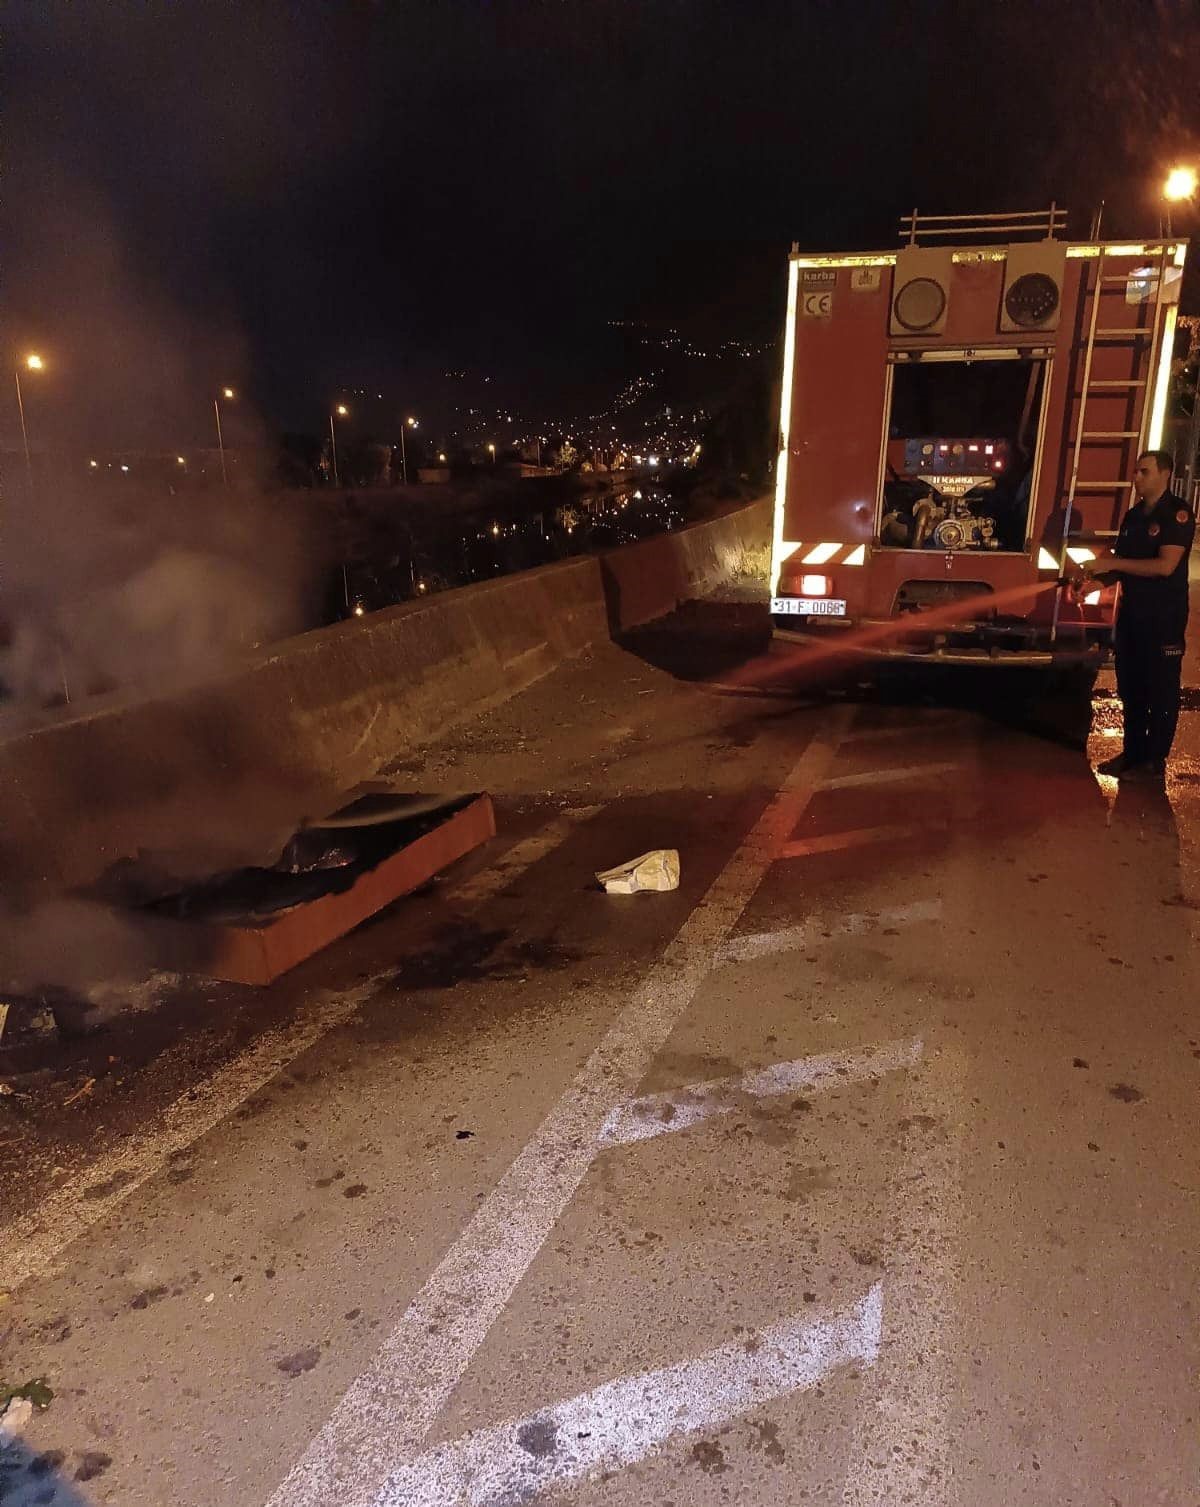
771,596,847,617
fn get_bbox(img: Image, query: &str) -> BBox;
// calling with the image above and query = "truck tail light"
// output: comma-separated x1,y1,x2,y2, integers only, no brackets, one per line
800,573,832,597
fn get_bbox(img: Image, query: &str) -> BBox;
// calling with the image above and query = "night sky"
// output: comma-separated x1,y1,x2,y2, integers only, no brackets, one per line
6,0,1199,451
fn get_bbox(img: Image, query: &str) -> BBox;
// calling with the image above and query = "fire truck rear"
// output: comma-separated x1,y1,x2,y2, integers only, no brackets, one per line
769,207,1187,665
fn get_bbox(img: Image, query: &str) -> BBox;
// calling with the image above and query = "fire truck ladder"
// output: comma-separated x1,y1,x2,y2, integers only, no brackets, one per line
1050,243,1171,644
899,204,1068,245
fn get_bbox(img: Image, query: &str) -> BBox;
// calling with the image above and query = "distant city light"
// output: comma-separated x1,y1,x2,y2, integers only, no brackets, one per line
353,604,365,617
438,452,447,462
88,459,98,468
120,463,130,472
176,455,186,465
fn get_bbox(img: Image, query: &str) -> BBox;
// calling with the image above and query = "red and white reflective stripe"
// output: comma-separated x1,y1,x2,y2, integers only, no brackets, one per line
776,542,867,568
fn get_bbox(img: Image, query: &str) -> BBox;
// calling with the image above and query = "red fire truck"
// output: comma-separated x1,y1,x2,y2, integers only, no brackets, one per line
769,207,1187,665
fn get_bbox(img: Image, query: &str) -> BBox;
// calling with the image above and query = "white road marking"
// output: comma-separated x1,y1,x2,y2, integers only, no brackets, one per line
377,1284,883,1507
600,1037,923,1147
820,761,960,790
842,717,956,744
262,706,856,1507
841,1045,965,1507
779,822,926,859
717,897,941,965
0,808,603,1295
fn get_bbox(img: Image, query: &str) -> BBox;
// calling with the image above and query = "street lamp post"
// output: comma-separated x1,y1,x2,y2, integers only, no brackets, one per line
399,415,418,484
330,403,349,487
214,386,235,487
14,353,44,497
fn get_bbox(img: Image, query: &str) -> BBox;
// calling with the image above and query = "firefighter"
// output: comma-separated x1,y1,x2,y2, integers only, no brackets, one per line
1082,450,1195,778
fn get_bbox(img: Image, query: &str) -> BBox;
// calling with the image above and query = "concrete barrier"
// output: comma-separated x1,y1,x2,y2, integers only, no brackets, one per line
0,495,770,895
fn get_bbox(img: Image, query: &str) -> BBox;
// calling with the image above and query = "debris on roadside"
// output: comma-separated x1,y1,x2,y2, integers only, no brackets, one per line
596,850,680,895
0,1396,34,1440
0,1379,55,1440
62,1078,96,1108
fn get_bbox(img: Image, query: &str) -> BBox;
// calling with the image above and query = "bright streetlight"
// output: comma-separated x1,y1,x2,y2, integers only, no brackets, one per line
214,387,235,486
1163,166,1197,235
330,403,349,486
487,442,496,463
15,352,45,495
399,415,419,484
1164,166,1198,203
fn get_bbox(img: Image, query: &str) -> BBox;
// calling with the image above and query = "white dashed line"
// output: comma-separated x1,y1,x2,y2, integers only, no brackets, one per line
779,823,926,859
377,1284,883,1507
717,898,941,965
820,762,961,790
600,1038,924,1146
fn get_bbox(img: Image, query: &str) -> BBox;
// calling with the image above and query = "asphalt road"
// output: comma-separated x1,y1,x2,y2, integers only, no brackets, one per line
2,593,1198,1506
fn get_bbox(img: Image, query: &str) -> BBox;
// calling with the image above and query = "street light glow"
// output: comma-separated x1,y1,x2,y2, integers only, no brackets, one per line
1164,165,1198,202
221,386,235,400
176,456,186,465
25,353,44,371
406,416,418,428
336,403,349,417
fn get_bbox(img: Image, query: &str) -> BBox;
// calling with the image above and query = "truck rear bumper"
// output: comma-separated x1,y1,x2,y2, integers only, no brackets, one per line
770,617,1112,669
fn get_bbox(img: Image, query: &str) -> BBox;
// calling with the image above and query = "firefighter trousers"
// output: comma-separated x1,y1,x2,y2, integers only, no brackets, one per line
1114,618,1185,763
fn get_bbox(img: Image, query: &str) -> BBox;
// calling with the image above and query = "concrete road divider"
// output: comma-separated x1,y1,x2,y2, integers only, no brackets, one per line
0,496,770,896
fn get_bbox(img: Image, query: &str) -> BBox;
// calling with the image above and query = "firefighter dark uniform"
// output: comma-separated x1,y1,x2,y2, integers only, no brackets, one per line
1111,490,1195,767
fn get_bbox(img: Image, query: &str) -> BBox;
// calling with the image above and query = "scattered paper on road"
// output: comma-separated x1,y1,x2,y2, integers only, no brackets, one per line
596,849,680,894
